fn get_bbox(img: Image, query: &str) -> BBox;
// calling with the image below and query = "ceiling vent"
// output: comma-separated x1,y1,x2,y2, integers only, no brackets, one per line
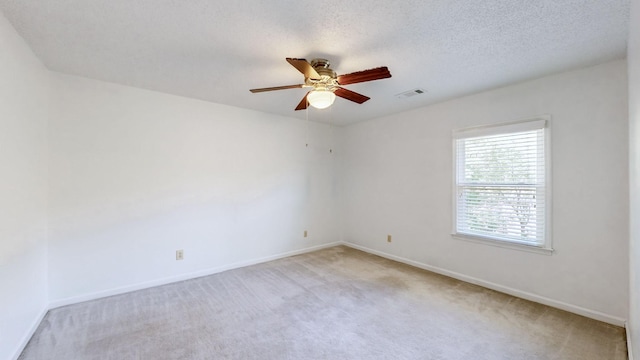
395,88,426,99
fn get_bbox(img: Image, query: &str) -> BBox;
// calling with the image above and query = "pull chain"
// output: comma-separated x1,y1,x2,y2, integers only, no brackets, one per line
305,97,309,148
329,103,333,154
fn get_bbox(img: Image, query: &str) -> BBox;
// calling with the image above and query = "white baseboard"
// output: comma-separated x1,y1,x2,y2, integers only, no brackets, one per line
628,323,635,360
11,307,48,360
26,241,631,358
343,242,626,327
49,242,341,309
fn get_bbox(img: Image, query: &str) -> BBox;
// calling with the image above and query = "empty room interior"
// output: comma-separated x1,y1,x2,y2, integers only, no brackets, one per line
2,0,640,359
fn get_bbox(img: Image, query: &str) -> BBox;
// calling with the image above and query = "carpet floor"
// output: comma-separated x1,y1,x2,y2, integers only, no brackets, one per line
19,246,627,359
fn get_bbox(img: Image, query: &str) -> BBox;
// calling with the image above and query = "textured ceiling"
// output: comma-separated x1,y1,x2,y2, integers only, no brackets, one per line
0,0,630,125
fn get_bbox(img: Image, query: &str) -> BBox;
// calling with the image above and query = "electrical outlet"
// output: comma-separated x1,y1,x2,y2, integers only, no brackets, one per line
387,235,392,243
304,230,308,238
176,249,184,260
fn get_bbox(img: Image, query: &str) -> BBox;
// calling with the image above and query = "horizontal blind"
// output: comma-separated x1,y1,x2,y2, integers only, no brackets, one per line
455,126,545,245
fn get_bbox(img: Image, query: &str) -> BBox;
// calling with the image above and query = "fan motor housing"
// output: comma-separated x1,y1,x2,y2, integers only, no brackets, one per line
311,58,336,79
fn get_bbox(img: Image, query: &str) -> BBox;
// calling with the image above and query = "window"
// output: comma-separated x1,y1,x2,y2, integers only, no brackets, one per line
453,118,551,252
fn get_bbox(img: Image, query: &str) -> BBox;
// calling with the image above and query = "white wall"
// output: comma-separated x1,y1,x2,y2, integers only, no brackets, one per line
0,11,50,360
47,73,340,304
629,0,640,356
342,60,629,323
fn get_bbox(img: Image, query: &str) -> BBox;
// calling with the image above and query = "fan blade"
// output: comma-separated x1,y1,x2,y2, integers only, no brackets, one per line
337,67,391,85
250,84,304,93
295,92,310,111
286,58,321,80
334,87,370,104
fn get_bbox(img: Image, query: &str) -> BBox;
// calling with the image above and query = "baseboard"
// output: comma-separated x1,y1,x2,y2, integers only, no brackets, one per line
628,323,635,360
343,242,626,327
49,242,341,309
18,241,631,358
11,307,48,360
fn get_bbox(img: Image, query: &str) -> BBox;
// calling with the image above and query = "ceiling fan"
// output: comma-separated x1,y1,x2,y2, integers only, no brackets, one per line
250,58,391,110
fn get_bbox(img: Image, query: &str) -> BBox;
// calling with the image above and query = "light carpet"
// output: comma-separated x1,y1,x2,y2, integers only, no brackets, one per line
19,246,627,359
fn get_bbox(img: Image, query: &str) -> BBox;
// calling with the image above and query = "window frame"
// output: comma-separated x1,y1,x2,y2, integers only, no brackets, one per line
451,116,553,255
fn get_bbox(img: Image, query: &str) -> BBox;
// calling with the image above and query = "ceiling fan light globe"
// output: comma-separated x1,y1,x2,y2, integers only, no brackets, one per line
307,90,336,109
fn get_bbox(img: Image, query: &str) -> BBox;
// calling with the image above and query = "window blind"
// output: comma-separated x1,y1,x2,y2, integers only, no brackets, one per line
455,122,546,246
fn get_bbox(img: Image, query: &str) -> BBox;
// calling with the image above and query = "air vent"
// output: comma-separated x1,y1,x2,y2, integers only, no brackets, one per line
395,88,427,99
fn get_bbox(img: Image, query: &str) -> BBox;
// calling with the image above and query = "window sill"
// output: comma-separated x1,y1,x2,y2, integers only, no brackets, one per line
451,233,554,255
